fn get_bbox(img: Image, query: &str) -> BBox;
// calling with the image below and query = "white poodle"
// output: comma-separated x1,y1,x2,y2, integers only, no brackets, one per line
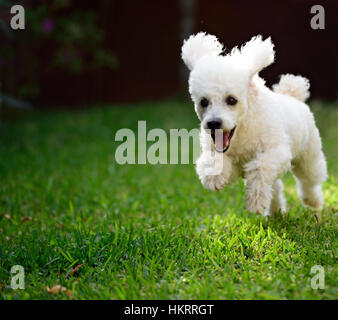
181,32,327,216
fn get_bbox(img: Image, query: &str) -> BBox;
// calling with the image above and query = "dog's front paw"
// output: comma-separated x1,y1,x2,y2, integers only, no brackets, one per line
246,197,268,215
245,184,271,215
201,173,228,191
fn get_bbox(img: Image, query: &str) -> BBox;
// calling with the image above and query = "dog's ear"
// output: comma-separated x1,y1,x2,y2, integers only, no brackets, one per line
239,35,275,78
181,32,224,71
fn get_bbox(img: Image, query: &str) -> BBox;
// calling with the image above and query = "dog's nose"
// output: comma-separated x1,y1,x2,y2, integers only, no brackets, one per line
207,119,222,130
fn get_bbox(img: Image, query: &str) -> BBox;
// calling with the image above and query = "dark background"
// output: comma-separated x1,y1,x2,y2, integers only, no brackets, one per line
1,0,337,109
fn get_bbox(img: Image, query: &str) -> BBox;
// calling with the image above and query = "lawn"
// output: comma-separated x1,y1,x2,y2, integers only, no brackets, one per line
0,99,337,299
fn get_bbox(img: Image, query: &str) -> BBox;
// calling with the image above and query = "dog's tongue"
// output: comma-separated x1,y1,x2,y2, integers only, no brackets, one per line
215,131,230,151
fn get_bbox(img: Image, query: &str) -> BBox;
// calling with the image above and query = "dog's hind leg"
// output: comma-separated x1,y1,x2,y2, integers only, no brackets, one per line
291,131,327,209
269,179,286,216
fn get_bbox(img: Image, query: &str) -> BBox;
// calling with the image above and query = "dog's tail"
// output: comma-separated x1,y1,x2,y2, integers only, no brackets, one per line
272,74,310,102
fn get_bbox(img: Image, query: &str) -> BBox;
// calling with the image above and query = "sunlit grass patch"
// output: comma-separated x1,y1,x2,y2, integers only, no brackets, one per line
0,99,337,299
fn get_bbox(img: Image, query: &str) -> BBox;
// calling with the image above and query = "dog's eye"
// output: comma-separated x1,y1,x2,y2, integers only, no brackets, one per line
226,95,237,106
200,98,209,108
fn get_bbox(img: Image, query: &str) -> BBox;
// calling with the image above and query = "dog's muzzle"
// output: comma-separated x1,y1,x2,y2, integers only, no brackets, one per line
210,127,236,153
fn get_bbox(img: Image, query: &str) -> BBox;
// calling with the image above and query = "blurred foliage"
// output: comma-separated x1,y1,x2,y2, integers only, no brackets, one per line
0,0,117,101
27,2,117,73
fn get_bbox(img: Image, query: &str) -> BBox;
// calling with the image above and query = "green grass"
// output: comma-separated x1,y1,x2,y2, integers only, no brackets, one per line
0,99,337,300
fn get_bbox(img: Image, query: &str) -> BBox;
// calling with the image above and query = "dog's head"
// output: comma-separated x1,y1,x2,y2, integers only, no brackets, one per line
182,32,274,152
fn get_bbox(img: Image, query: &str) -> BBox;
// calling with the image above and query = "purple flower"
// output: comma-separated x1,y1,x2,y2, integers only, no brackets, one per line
42,19,55,33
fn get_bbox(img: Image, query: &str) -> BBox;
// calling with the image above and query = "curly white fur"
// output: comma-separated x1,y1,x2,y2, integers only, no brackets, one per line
182,32,224,71
273,74,310,102
182,33,327,216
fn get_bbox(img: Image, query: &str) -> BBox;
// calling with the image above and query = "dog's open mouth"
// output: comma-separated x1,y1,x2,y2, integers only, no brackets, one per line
211,127,236,153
